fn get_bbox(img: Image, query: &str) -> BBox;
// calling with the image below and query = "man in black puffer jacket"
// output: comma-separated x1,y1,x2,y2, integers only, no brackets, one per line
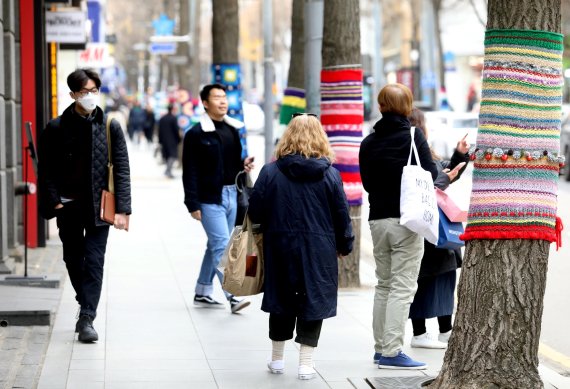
38,69,131,343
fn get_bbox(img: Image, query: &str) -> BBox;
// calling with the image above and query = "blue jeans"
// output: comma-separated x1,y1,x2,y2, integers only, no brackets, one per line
195,185,237,297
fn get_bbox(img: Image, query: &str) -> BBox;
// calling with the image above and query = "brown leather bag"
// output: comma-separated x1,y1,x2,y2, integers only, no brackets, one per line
100,117,115,224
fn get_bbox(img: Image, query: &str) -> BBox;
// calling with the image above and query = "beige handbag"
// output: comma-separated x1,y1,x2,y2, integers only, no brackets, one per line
222,214,264,296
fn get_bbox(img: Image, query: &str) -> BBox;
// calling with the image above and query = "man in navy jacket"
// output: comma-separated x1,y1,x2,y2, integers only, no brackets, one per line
182,84,254,313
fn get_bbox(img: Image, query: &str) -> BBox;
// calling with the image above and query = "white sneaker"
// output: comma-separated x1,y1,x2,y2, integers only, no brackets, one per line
267,360,284,374
411,333,447,349
438,330,452,343
298,365,317,380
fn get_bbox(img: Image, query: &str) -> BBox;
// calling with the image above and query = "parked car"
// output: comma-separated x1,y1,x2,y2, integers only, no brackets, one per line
243,102,265,133
425,111,479,159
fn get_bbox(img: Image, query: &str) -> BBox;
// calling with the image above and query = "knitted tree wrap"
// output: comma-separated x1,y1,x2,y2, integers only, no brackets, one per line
320,69,364,206
462,29,564,243
279,87,306,126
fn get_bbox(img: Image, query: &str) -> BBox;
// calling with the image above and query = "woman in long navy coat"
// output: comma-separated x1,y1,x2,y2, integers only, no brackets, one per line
248,114,354,380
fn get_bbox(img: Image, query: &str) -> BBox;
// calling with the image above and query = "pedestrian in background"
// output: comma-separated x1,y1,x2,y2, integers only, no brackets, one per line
127,100,145,143
407,107,469,349
158,104,181,178
248,113,354,380
143,104,156,148
359,84,438,370
182,83,254,313
37,68,131,343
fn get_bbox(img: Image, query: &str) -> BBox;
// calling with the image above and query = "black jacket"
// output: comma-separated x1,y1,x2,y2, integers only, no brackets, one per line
182,115,243,213
359,113,438,220
248,154,354,321
38,104,131,226
158,113,181,159
419,150,469,278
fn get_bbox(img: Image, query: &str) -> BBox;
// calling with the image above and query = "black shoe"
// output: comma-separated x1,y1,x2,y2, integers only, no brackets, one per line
76,315,98,343
193,294,224,308
229,296,250,313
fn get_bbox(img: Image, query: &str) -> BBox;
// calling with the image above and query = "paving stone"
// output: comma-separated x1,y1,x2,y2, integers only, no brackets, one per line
366,376,435,388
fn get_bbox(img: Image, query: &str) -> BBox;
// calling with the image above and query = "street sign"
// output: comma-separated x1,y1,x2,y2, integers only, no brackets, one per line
149,42,177,55
45,11,86,43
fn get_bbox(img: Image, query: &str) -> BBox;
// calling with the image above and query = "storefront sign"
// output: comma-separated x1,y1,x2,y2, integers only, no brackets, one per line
46,11,86,44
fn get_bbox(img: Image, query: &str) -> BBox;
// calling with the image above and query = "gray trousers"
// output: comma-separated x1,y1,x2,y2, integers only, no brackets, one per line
370,218,424,357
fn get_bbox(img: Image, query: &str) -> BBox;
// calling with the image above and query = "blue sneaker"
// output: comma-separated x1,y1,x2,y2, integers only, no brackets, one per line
377,351,427,370
373,352,382,363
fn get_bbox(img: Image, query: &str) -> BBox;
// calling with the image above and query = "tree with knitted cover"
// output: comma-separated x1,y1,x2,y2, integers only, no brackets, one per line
278,0,306,130
429,1,564,388
321,0,363,287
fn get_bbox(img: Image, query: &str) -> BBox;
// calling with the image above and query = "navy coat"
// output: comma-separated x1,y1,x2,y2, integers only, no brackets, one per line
248,154,354,321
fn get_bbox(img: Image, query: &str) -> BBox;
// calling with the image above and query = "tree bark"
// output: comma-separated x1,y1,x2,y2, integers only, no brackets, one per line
429,240,549,388
429,1,560,387
322,0,361,288
286,0,305,89
212,0,239,63
322,0,361,68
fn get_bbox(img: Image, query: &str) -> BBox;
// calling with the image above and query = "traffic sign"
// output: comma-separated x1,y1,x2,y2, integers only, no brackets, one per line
149,42,177,55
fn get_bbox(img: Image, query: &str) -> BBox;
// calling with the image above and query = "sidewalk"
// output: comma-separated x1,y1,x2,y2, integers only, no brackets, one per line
36,142,570,388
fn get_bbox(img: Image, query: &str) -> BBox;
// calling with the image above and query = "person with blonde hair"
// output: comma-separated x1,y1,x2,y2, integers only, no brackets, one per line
248,113,354,380
360,84,438,369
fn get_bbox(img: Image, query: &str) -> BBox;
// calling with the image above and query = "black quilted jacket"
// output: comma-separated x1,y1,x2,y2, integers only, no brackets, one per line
38,104,131,226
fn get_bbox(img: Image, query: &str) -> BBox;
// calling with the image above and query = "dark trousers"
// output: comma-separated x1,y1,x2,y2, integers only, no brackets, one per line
411,315,453,336
56,202,110,318
269,313,323,347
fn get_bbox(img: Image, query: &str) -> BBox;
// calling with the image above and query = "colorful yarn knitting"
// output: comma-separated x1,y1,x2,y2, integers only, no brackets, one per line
212,63,248,158
320,69,364,206
279,87,306,126
462,29,564,244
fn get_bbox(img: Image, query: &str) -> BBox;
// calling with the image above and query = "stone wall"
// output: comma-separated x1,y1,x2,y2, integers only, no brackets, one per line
0,0,22,273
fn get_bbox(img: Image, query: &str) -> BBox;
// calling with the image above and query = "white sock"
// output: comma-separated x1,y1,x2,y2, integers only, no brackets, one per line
299,344,315,367
272,340,285,361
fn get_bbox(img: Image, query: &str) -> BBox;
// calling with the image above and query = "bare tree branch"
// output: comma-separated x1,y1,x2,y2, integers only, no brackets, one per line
467,0,487,26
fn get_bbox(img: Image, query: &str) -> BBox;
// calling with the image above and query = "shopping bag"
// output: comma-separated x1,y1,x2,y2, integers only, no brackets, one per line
400,127,439,244
435,187,468,222
222,214,264,296
234,170,253,226
436,207,465,250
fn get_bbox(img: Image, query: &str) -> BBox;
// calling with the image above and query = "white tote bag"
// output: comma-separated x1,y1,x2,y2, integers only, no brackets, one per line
399,127,439,244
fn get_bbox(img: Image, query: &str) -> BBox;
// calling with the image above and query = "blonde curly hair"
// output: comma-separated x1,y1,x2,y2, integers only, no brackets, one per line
274,114,334,161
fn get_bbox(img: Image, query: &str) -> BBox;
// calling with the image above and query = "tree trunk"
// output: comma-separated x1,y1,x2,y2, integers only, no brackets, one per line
287,0,305,89
429,1,561,387
432,0,446,91
430,240,549,388
322,0,360,67
322,0,362,288
212,0,239,63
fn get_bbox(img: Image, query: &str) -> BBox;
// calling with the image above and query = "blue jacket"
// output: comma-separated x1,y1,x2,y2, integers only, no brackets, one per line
248,154,354,320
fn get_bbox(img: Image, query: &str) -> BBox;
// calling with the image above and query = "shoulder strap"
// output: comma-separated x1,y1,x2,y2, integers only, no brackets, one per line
406,126,422,168
106,116,114,194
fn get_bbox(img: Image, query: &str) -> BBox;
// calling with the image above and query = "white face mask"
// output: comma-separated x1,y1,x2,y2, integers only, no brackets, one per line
77,92,99,112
